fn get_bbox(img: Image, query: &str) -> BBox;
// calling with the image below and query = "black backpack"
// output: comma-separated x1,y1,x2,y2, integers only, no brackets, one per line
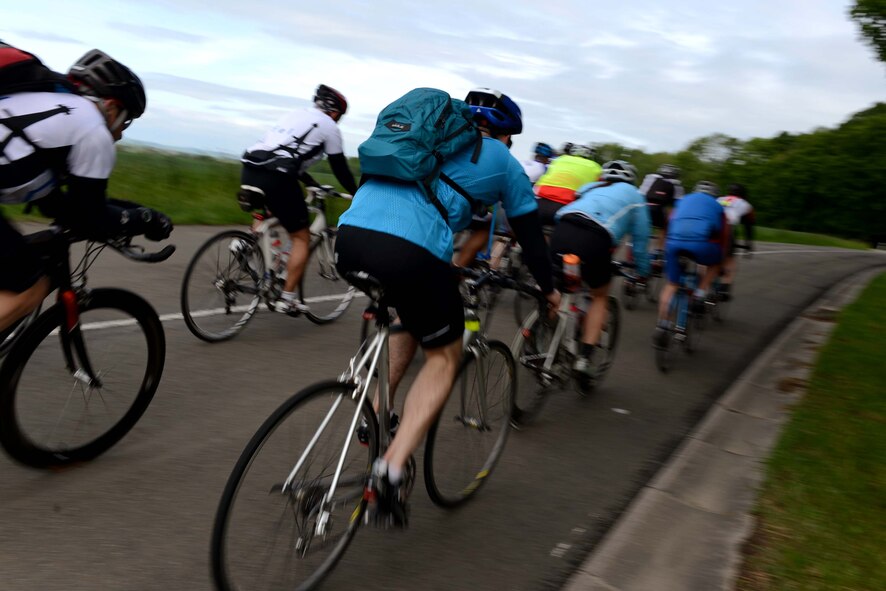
645,177,676,207
0,41,74,95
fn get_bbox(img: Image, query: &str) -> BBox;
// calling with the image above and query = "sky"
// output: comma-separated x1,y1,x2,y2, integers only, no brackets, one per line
3,0,884,162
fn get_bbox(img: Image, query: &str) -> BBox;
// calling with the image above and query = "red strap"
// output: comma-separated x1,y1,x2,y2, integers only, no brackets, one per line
0,47,36,68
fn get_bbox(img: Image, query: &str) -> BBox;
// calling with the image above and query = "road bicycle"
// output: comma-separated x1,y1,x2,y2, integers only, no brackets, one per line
510,260,632,427
705,242,751,323
621,248,663,310
0,226,173,468
653,253,707,373
180,185,355,342
211,267,518,591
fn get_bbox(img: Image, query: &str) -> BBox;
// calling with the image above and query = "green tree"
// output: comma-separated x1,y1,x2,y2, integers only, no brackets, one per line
849,0,886,63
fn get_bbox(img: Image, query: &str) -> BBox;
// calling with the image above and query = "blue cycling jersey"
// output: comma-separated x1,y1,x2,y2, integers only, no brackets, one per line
338,137,537,262
667,192,725,242
556,181,652,276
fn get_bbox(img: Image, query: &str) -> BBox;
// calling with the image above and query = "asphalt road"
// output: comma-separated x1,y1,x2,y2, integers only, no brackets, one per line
1,224,883,591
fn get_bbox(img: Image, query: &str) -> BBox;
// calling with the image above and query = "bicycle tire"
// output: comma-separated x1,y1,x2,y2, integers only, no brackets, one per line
424,340,515,507
622,279,637,311
509,309,557,427
181,230,264,342
655,333,672,373
301,229,356,325
212,380,378,591
594,296,621,383
645,273,660,303
0,305,40,359
511,263,535,326
0,288,165,468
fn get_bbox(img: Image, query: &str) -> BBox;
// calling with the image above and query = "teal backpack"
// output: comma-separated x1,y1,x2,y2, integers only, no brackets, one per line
358,87,482,222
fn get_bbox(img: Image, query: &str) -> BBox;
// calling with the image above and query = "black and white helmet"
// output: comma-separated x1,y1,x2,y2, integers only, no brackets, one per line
693,180,720,196
67,49,146,119
600,160,638,184
314,84,348,115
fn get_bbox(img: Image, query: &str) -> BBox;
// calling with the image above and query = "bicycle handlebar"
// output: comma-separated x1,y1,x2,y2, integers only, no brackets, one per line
306,185,352,202
456,265,544,299
113,241,176,263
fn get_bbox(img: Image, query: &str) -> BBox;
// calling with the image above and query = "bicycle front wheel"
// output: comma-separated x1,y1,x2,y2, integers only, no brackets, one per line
424,340,515,507
595,296,621,383
0,289,165,468
301,229,356,325
212,381,377,591
509,309,557,427
181,230,264,342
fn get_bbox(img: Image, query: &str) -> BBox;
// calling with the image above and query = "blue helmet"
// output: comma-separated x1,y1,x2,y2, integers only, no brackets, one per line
465,87,523,135
534,142,554,158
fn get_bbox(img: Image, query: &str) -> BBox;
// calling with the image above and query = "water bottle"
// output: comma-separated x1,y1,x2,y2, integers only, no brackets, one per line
562,253,581,293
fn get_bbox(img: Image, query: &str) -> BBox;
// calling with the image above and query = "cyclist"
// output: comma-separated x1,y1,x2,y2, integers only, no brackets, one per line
240,84,358,315
716,183,755,301
654,180,729,347
335,87,559,526
639,163,684,250
521,141,554,183
551,160,651,384
534,144,602,226
452,140,554,267
0,46,172,333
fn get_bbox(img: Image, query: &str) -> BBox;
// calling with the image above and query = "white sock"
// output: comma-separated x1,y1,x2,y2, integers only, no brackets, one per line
387,464,403,485
281,291,296,302
693,288,706,299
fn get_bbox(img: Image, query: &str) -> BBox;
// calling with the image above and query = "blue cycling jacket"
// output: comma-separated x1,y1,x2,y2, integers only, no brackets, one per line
667,192,725,242
555,181,652,276
338,137,537,262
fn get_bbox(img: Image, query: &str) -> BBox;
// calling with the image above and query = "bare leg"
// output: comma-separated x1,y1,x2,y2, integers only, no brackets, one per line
453,228,490,268
384,338,462,472
721,255,737,285
582,284,610,345
698,264,721,292
373,330,419,412
0,277,50,332
283,228,311,293
658,282,678,323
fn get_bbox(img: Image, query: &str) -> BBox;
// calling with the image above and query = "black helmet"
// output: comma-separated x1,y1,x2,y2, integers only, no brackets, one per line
727,183,747,198
314,84,348,115
68,49,146,119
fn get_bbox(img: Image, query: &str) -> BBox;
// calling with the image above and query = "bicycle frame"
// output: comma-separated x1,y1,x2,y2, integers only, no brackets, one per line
670,258,699,335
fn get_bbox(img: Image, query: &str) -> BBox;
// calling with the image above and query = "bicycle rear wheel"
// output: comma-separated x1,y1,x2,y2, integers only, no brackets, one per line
301,229,356,325
424,340,515,507
0,289,165,468
509,310,557,427
181,230,264,342
212,381,377,591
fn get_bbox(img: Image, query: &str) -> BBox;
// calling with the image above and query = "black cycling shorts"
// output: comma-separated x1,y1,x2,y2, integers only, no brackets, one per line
335,226,463,349
647,203,668,230
0,213,43,293
241,165,308,233
549,214,614,289
536,197,566,228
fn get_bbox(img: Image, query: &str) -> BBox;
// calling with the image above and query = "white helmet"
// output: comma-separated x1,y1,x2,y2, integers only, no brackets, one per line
693,180,719,196
568,144,596,160
600,160,638,185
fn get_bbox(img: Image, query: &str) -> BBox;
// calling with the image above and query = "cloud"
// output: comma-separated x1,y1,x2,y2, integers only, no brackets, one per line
110,23,207,43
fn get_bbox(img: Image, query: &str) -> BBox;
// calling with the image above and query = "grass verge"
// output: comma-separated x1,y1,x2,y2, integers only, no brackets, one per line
754,226,869,250
737,272,886,591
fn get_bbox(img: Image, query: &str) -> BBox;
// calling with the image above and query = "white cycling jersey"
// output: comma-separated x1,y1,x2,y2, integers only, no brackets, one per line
717,195,753,225
520,159,546,184
0,92,114,204
244,106,344,175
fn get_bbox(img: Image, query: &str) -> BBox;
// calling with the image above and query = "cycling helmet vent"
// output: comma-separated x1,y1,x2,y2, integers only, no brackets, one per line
568,144,597,160
534,142,554,158
657,163,680,179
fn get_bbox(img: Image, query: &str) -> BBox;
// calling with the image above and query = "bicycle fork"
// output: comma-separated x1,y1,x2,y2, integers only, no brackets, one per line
58,289,103,388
